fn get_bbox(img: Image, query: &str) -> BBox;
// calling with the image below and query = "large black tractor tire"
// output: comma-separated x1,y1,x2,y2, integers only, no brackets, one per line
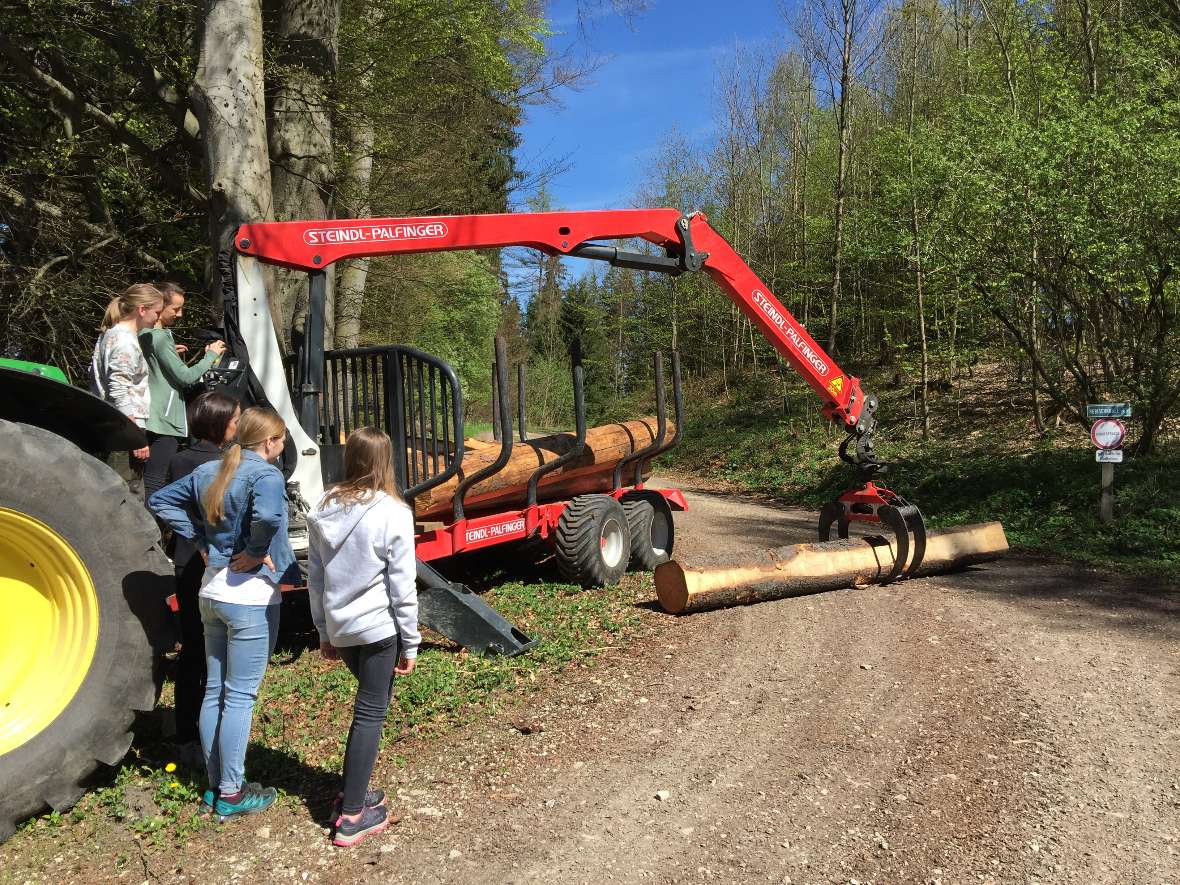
554,495,632,588
0,420,173,842
622,493,676,571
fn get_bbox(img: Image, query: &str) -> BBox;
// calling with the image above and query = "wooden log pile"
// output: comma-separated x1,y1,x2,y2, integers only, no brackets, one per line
412,416,675,521
653,521,1008,614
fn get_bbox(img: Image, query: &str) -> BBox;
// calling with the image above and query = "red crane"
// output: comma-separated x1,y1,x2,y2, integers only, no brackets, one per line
235,208,927,580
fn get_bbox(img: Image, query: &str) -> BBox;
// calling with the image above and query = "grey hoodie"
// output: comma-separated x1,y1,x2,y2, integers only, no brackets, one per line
307,491,420,656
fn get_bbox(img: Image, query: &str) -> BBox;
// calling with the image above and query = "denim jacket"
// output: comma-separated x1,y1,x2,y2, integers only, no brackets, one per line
149,450,298,585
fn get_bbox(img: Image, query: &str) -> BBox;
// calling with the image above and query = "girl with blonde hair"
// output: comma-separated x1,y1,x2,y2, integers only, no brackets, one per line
307,426,419,847
149,405,296,822
90,283,164,460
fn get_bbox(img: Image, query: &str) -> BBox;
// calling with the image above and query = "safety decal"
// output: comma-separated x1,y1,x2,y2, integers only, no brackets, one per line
827,376,845,397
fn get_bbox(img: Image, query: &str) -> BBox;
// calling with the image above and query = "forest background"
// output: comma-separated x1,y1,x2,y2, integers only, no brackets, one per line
2,0,1179,566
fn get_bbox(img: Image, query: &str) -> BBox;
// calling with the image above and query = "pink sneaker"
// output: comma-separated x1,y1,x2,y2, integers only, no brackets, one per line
332,804,389,848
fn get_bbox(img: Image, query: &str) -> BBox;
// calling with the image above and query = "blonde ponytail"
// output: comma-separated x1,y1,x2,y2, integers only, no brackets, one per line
99,283,164,331
101,295,124,330
202,406,286,526
204,445,243,525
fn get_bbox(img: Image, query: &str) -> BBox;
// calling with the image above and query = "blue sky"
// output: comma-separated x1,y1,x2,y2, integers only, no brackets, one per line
515,0,797,213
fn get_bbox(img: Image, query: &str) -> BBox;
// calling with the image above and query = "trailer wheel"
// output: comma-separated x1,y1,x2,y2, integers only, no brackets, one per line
0,420,173,842
554,495,631,588
623,494,675,571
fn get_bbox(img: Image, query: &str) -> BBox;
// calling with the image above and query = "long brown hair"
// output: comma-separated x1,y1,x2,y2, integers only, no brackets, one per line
203,406,286,526
320,426,402,509
189,391,239,445
100,283,163,330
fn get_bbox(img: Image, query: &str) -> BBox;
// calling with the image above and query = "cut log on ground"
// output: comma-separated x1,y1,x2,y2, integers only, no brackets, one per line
654,521,1008,614
412,417,675,521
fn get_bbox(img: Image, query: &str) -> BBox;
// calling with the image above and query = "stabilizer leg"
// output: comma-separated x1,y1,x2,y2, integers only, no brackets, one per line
416,559,536,657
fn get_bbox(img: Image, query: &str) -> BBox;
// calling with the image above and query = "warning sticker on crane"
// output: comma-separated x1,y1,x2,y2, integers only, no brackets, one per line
827,376,845,397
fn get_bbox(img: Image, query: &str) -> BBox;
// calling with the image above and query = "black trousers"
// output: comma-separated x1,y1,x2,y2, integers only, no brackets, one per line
173,553,206,744
144,432,181,501
337,635,400,814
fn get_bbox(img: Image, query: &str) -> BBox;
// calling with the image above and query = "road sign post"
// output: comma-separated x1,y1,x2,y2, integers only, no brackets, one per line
1099,462,1115,524
1087,406,1130,526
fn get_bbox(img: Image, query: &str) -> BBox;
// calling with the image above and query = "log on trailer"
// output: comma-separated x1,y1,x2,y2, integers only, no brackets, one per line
654,522,1008,614
412,416,675,521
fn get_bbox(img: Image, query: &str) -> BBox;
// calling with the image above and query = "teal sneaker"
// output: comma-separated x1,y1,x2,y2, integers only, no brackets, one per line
214,783,276,821
199,789,217,816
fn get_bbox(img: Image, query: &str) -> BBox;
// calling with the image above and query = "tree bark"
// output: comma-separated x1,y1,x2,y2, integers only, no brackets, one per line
654,522,1009,614
268,0,340,351
334,116,374,349
191,0,275,305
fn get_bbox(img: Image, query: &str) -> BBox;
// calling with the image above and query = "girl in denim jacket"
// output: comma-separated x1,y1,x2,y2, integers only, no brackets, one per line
150,406,294,821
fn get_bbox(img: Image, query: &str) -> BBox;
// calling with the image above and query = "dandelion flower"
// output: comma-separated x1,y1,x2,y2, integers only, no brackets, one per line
164,762,177,773
170,781,180,789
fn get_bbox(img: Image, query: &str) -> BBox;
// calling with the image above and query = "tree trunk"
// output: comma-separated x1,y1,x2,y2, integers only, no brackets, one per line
828,0,856,358
334,115,374,350
1078,0,1098,95
1029,241,1044,432
191,0,275,308
907,0,930,439
268,0,340,351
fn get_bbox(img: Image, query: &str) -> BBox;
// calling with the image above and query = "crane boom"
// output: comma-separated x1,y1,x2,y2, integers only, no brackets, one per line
235,209,868,431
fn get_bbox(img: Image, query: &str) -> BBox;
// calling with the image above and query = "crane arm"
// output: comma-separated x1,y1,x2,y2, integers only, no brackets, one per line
234,209,873,437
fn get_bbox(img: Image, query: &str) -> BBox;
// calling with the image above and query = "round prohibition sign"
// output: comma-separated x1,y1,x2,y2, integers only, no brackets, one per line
1090,418,1126,450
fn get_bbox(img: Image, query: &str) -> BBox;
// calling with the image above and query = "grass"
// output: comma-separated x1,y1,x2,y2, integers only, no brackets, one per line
12,571,653,848
665,372,1180,579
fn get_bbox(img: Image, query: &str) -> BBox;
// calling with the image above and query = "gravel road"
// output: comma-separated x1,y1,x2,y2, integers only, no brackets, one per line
321,480,1179,885
6,479,1178,884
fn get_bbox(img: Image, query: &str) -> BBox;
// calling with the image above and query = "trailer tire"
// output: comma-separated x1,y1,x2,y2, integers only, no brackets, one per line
622,495,675,571
0,420,173,842
554,495,631,588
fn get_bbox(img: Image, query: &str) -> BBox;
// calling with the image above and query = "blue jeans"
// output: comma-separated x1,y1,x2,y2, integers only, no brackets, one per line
198,598,279,794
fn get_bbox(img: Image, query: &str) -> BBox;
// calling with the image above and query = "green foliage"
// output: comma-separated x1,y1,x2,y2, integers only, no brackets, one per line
2,0,550,379
360,250,502,403
669,385,1180,577
527,1,1180,459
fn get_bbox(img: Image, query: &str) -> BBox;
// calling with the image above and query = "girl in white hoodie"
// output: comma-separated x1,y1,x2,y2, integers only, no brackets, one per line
307,427,420,848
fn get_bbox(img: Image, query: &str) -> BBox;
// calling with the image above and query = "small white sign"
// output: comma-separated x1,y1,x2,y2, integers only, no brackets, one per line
1096,449,1123,463
1090,418,1126,450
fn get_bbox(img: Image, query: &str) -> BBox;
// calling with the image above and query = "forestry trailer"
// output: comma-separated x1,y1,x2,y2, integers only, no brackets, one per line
0,208,925,839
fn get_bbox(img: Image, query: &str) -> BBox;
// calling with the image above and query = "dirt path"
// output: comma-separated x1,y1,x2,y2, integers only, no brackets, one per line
7,480,1179,884
373,483,1179,885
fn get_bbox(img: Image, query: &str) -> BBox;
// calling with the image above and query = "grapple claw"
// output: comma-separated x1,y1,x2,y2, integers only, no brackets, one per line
877,505,911,583
818,500,849,541
816,483,927,583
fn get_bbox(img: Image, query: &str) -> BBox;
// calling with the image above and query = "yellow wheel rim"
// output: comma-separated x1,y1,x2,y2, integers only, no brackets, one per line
0,507,99,755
